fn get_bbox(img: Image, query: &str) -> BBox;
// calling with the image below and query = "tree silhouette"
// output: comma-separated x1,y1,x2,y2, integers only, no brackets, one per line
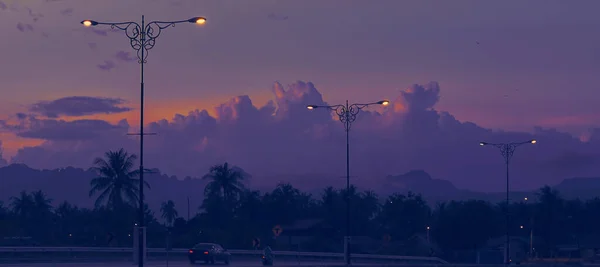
10,190,34,218
161,200,179,227
534,185,566,255
378,192,431,242
431,200,500,252
3,182,600,258
89,148,150,209
202,162,246,202
31,190,53,214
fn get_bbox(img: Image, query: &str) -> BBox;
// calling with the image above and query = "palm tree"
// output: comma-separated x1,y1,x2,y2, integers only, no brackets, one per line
160,200,178,227
89,148,150,210
55,201,78,219
202,162,246,202
0,201,4,218
31,190,53,214
10,191,34,218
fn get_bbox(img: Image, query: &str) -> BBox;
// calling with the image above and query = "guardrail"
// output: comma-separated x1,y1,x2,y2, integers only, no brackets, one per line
0,246,448,264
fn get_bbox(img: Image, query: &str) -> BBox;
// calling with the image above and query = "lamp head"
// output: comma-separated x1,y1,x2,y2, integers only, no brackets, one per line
189,17,207,25
378,100,390,106
81,20,98,27
530,139,537,144
306,105,317,110
479,142,487,146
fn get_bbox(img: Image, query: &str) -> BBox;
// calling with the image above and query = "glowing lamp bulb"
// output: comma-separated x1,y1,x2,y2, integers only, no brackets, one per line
82,20,93,27
196,18,206,25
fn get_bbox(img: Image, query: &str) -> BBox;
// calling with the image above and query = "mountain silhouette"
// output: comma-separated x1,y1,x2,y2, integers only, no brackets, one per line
1,164,598,212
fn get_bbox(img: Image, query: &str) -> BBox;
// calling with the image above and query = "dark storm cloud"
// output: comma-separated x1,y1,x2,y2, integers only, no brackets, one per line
29,96,132,118
3,115,129,141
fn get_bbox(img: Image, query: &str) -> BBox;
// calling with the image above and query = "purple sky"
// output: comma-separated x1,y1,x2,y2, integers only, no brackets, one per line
1,0,600,192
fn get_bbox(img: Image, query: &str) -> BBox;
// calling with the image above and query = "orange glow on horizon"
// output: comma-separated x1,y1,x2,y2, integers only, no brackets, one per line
0,132,45,159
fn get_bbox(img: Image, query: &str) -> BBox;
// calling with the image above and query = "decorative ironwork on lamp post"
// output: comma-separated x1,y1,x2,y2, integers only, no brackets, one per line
81,15,206,267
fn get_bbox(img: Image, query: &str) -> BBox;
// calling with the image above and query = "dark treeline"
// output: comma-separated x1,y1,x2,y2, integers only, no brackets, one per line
1,149,600,263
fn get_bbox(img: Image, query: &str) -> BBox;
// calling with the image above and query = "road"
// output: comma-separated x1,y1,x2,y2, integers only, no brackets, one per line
0,260,359,267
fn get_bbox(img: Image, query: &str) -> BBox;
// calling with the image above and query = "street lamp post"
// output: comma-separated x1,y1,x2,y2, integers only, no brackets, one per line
307,99,389,265
523,197,534,258
81,15,206,267
479,139,536,265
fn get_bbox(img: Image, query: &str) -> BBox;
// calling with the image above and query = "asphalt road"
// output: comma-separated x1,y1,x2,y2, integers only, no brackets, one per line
0,260,353,267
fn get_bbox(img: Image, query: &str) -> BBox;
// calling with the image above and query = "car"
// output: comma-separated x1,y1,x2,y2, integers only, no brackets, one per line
188,243,231,264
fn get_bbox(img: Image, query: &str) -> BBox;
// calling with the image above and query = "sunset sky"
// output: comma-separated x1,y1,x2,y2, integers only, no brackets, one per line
1,0,600,192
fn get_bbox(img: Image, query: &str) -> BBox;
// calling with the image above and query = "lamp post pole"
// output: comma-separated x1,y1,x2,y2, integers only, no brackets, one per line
81,16,206,267
307,99,389,265
479,140,536,265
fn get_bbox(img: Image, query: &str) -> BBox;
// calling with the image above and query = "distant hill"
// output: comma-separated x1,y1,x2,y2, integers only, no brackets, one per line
0,164,207,217
380,169,600,203
1,164,599,213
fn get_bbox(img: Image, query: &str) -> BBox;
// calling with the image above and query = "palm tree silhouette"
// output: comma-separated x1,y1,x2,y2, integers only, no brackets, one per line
202,162,246,202
160,200,178,227
56,201,77,219
89,148,150,210
10,190,34,218
31,190,53,214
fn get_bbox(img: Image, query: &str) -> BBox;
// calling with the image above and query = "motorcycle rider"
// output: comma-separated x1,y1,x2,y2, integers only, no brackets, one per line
262,245,274,265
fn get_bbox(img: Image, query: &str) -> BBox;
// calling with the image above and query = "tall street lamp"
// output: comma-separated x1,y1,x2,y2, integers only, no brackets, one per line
81,15,206,267
479,139,536,265
307,99,389,265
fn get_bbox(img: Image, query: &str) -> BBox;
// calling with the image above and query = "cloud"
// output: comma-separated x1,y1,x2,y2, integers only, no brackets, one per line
91,29,108,36
87,42,97,49
0,1,7,11
16,23,33,32
59,8,73,16
0,141,7,167
97,60,115,71
1,115,129,141
268,13,289,21
24,7,43,22
72,27,119,38
4,81,600,192
115,51,137,62
29,96,132,118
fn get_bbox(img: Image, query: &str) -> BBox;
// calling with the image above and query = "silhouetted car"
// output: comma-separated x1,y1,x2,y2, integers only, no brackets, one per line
188,243,231,264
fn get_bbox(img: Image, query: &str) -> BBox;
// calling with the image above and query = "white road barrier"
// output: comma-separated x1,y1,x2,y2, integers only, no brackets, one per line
0,247,448,264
